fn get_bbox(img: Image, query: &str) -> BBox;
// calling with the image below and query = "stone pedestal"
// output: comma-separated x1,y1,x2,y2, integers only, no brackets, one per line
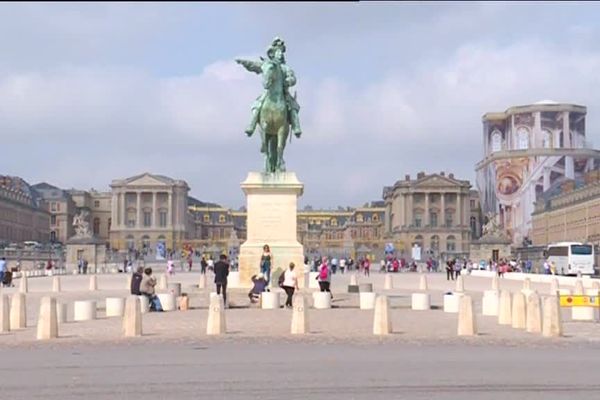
411,293,430,310
238,172,305,289
443,293,464,313
65,237,106,274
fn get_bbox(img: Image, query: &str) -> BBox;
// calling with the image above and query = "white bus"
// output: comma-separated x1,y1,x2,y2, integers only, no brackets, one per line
546,242,595,276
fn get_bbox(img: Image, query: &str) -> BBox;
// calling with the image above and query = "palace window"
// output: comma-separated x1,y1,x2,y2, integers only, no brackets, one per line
93,218,100,235
219,214,226,224
356,214,364,223
372,214,379,222
331,218,338,227
517,127,529,150
542,129,552,149
491,130,502,152
430,212,437,227
414,213,422,228
159,211,167,227
143,211,152,227
108,218,111,231
204,214,210,223
447,235,456,251
94,200,100,208
50,215,56,225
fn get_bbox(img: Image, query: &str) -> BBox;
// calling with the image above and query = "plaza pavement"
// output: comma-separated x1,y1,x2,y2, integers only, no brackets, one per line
0,269,599,347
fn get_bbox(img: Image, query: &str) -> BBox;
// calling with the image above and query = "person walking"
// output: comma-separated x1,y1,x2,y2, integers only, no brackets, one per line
446,260,454,281
363,258,371,277
317,259,333,299
0,257,6,284
214,254,230,306
200,256,208,274
280,262,299,308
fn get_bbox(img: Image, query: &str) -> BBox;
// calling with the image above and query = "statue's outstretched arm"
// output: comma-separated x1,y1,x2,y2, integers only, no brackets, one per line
235,59,262,74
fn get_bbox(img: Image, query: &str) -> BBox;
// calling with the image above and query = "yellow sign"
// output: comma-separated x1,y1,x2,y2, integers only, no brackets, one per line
559,295,600,307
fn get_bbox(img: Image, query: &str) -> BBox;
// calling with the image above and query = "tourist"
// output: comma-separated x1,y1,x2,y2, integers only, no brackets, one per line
248,273,268,303
543,260,551,275
167,259,174,275
83,259,88,274
200,256,208,274
446,260,454,281
78,258,84,274
260,244,272,286
317,258,333,299
280,262,299,308
207,255,215,272
130,266,144,295
0,257,6,284
140,267,162,311
187,256,193,272
453,259,461,279
339,257,346,274
380,259,386,273
214,254,230,306
331,257,338,274
363,258,371,277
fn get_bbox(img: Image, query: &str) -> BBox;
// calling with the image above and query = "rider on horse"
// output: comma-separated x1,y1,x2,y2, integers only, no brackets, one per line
236,37,302,154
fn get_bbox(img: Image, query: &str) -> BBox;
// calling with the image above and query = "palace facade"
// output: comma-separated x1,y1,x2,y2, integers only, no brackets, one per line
476,101,600,245
383,172,482,260
0,176,50,244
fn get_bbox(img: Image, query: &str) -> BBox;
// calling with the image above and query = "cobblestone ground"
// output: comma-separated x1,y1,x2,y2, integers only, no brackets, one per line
0,270,598,347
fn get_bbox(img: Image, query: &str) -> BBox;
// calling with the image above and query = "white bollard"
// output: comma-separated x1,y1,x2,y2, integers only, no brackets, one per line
10,293,26,330
89,275,97,291
558,288,571,296
52,276,61,293
157,293,176,311
373,295,392,335
123,296,142,337
574,280,584,295
19,275,28,294
542,296,562,337
261,292,280,309
359,292,377,310
127,274,132,291
384,274,393,290
419,274,428,291
457,295,477,336
511,292,527,329
198,273,207,289
411,293,430,310
350,274,358,286
312,292,331,309
0,295,9,333
482,290,499,316
73,300,97,321
492,274,499,291
206,294,226,335
291,295,309,335
549,278,559,295
455,275,465,293
36,297,58,340
309,272,320,289
138,295,150,314
158,274,168,291
443,293,464,313
56,303,67,323
106,297,126,317
498,290,512,325
526,292,542,334
523,278,531,291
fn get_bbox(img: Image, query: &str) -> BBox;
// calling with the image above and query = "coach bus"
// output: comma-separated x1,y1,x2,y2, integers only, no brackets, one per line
546,242,595,276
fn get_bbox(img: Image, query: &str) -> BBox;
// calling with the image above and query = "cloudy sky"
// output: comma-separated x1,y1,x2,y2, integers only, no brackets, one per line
2,2,600,209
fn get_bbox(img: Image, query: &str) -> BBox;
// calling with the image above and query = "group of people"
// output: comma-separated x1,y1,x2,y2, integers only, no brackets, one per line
129,267,163,311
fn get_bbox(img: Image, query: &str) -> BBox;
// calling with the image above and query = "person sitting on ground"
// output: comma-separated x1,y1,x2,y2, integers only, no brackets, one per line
130,266,144,295
140,267,162,311
248,273,268,303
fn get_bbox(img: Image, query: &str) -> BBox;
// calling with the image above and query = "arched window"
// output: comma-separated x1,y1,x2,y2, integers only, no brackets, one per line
414,235,424,247
372,213,379,222
430,235,439,251
218,214,226,223
141,235,150,249
331,218,338,226
203,214,210,223
126,235,135,250
491,130,502,152
542,129,552,149
93,218,100,235
356,214,364,223
517,127,529,150
447,235,456,251
414,211,423,228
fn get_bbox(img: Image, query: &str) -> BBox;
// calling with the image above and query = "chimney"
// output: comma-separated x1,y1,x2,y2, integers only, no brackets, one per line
405,174,410,181
417,171,425,179
449,173,454,179
440,172,445,176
